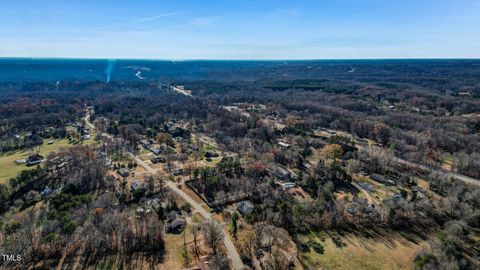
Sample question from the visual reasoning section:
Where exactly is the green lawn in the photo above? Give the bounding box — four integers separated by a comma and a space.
0, 138, 92, 184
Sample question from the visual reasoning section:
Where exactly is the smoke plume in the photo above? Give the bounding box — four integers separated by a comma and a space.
105, 60, 115, 83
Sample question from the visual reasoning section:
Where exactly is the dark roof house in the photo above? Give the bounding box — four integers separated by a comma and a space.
131, 181, 145, 192
165, 211, 186, 233
172, 168, 183, 176
149, 147, 161, 155
166, 211, 177, 222
118, 168, 130, 177
205, 151, 219, 158
27, 154, 44, 166
275, 167, 291, 180
151, 156, 166, 163
165, 219, 186, 234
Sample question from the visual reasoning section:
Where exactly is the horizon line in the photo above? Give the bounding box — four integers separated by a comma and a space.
1, 56, 480, 62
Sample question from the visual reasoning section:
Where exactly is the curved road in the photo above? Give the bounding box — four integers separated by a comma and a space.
393, 155, 480, 187
85, 111, 244, 270
314, 130, 480, 187
356, 144, 480, 187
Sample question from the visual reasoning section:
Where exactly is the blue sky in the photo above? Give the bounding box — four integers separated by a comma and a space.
1, 0, 479, 59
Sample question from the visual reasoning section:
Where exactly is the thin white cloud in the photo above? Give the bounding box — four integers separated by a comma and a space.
130, 11, 186, 24
98, 11, 186, 30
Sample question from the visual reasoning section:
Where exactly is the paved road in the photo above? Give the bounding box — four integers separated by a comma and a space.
314, 129, 479, 187
83, 112, 113, 139
314, 130, 480, 187
355, 144, 480, 187
85, 110, 244, 269
393, 155, 480, 187
171, 85, 193, 96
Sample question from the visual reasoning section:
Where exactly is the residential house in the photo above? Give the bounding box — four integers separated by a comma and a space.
165, 211, 186, 233
287, 168, 298, 180
136, 206, 145, 217
40, 186, 53, 198
172, 168, 183, 176
238, 200, 255, 215
118, 168, 130, 177
275, 167, 291, 181
140, 139, 150, 148
280, 182, 296, 190
278, 141, 291, 148
371, 173, 395, 186
205, 151, 219, 158
149, 147, 161, 155
148, 199, 162, 213
27, 154, 44, 166
105, 159, 113, 168
131, 181, 145, 192
151, 156, 166, 163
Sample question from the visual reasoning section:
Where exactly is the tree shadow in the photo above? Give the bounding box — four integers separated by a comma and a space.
317, 224, 435, 252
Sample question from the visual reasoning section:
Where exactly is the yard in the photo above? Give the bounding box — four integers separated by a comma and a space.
0, 137, 94, 183
354, 175, 400, 204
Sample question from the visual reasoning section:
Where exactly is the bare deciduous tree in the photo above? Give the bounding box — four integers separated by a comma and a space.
202, 219, 224, 255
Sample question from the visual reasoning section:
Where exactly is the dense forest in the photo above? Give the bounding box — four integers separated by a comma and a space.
0, 60, 479, 269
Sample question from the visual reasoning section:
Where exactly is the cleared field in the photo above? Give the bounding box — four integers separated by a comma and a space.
159, 233, 186, 269
302, 231, 428, 270
0, 138, 92, 183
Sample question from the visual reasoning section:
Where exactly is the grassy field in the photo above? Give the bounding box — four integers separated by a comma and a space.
0, 138, 94, 183
301, 231, 428, 270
